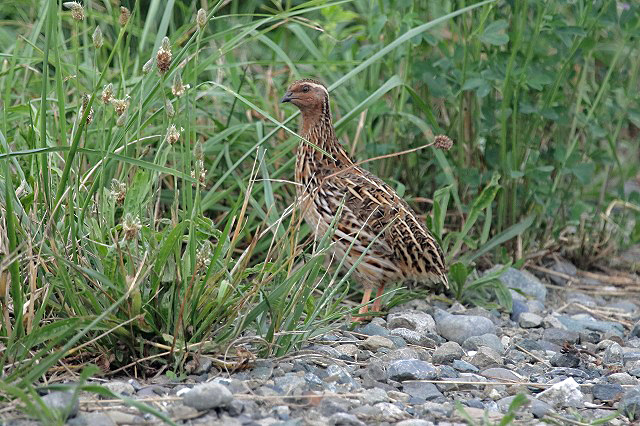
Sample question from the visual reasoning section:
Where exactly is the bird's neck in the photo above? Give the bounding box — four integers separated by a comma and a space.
298, 106, 352, 169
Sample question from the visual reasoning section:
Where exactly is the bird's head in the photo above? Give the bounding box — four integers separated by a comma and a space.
281, 79, 329, 113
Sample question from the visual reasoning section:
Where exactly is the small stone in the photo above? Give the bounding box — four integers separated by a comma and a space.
631, 320, 640, 338
389, 328, 436, 347
357, 323, 389, 337
537, 377, 584, 408
549, 367, 590, 380
608, 372, 638, 385
396, 420, 434, 426
103, 381, 135, 396
402, 381, 443, 402
185, 355, 213, 374
470, 346, 503, 369
432, 342, 464, 364
381, 348, 420, 362
433, 309, 496, 344
463, 334, 504, 354
67, 412, 116, 426
360, 387, 387, 405
488, 265, 547, 302
375, 402, 409, 421
497, 395, 552, 418
510, 299, 528, 322
272, 405, 290, 420
519, 312, 543, 328
481, 367, 521, 382
388, 311, 436, 334
328, 412, 366, 426
275, 373, 307, 395
336, 344, 358, 358
387, 359, 437, 381
592, 383, 624, 402
42, 391, 78, 420
603, 342, 624, 366
361, 335, 394, 351
452, 359, 479, 373
183, 382, 232, 410
542, 328, 579, 345
621, 386, 640, 418
550, 353, 580, 368
549, 258, 577, 286
387, 390, 410, 402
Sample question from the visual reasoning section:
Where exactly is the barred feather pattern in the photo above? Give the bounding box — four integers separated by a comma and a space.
289, 80, 448, 290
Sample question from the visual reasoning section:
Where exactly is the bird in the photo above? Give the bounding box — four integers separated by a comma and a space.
281, 78, 448, 319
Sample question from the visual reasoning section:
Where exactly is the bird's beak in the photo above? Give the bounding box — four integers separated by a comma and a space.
280, 91, 293, 103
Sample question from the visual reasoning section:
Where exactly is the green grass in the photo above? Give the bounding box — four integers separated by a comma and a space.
0, 0, 639, 421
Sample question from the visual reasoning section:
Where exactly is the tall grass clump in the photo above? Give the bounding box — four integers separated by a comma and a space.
0, 0, 638, 414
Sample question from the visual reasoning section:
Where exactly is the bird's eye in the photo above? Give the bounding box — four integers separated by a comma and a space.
302, 85, 309, 93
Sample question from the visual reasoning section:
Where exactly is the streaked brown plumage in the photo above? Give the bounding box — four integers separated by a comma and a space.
281, 79, 448, 317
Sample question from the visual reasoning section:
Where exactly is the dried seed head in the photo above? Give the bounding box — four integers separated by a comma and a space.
171, 71, 190, 97
194, 141, 204, 161
122, 213, 141, 241
111, 95, 130, 116
116, 112, 127, 127
191, 159, 207, 187
165, 98, 175, 118
64, 2, 85, 21
119, 6, 130, 26
101, 83, 113, 104
156, 37, 172, 75
142, 57, 154, 74
81, 94, 94, 125
110, 179, 127, 205
92, 26, 103, 49
197, 8, 207, 30
195, 242, 212, 272
165, 124, 181, 145
434, 135, 453, 151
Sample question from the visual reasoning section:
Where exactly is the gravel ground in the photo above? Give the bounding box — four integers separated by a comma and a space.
8, 259, 640, 425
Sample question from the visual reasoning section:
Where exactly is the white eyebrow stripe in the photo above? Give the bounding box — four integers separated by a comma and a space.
305, 82, 329, 95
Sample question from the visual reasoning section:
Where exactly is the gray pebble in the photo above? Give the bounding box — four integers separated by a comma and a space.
42, 391, 78, 420
183, 382, 233, 410
67, 412, 116, 426
620, 386, 640, 418
542, 328, 579, 345
463, 334, 504, 354
481, 367, 521, 382
434, 309, 496, 344
603, 342, 624, 366
328, 412, 365, 426
402, 381, 443, 402
361, 335, 394, 351
537, 377, 584, 408
488, 265, 547, 302
519, 312, 543, 328
387, 359, 437, 381
550, 353, 580, 368
389, 328, 435, 347
608, 372, 638, 385
470, 346, 503, 369
452, 359, 479, 373
357, 323, 389, 337
388, 311, 436, 334
592, 383, 624, 401
549, 258, 577, 286
432, 342, 463, 364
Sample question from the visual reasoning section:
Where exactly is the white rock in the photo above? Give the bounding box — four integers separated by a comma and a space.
537, 377, 583, 408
